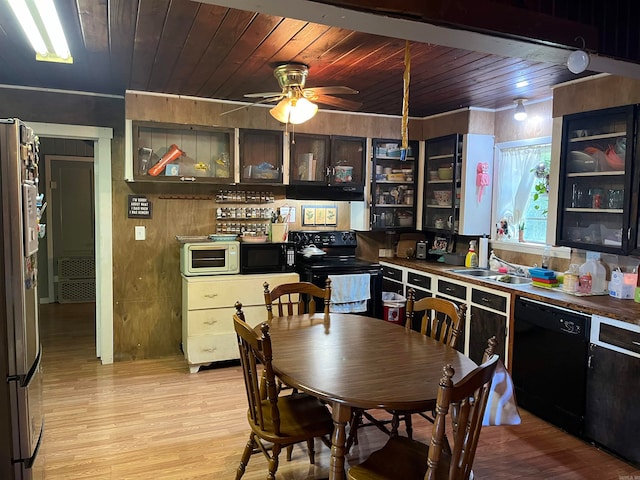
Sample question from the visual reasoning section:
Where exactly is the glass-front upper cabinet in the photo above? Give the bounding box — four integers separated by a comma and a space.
239, 129, 284, 184
289, 134, 365, 186
289, 133, 330, 184
370, 139, 419, 230
423, 134, 462, 233
557, 105, 636, 254
130, 121, 234, 183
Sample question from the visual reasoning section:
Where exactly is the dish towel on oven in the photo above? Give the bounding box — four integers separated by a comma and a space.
328, 273, 370, 313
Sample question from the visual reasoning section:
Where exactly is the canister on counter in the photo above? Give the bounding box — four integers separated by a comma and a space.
563, 264, 579, 293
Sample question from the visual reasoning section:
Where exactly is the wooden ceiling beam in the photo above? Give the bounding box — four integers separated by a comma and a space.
310, 0, 599, 51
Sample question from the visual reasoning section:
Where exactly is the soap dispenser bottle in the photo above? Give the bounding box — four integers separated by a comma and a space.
465, 240, 478, 268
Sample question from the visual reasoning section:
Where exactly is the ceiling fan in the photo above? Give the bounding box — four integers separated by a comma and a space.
222, 63, 361, 123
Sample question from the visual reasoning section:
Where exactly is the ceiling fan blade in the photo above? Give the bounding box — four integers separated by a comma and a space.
220, 97, 280, 116
244, 92, 283, 99
304, 86, 359, 96
314, 95, 362, 110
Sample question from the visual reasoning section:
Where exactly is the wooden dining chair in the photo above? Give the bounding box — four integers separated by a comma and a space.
404, 288, 466, 346
263, 279, 331, 320
347, 289, 466, 448
233, 307, 333, 480
347, 353, 500, 480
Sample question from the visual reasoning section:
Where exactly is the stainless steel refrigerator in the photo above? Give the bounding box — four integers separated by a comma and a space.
1, 118, 44, 479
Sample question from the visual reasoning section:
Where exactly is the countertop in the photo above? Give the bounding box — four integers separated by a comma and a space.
380, 257, 640, 327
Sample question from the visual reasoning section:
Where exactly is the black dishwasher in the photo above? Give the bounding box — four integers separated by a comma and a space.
512, 297, 591, 437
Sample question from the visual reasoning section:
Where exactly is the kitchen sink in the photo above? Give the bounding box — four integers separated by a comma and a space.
448, 268, 532, 285
448, 268, 498, 277
488, 275, 532, 285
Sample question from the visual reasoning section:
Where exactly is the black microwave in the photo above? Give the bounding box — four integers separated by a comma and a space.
240, 242, 297, 274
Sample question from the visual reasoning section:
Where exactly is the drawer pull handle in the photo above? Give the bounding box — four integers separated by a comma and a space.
204, 293, 218, 298
202, 347, 216, 352
204, 320, 217, 325
445, 287, 453, 293
481, 297, 490, 303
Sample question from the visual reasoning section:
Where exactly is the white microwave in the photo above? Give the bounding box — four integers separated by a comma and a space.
180, 241, 240, 276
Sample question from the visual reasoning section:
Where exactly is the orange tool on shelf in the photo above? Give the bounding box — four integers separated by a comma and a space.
148, 144, 184, 176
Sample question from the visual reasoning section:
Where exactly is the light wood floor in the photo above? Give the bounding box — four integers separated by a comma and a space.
38, 303, 640, 479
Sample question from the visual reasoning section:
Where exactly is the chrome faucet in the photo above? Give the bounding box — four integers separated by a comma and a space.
489, 252, 528, 277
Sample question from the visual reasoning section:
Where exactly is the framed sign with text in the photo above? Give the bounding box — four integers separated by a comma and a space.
128, 195, 152, 218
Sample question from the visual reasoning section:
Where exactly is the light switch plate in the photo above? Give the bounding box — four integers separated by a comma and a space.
135, 226, 146, 241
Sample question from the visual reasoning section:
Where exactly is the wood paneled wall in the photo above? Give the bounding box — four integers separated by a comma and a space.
553, 75, 640, 118
125, 91, 424, 140
494, 99, 552, 144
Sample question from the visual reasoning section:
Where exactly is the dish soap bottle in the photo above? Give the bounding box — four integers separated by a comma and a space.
465, 240, 478, 268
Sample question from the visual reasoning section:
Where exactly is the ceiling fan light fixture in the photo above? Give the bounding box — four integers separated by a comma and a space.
270, 96, 318, 125
513, 99, 527, 121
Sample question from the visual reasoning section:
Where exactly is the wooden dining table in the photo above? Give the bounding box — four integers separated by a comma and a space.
264, 312, 479, 480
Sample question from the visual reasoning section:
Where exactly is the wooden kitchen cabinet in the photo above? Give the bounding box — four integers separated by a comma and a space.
370, 139, 419, 231
181, 272, 299, 373
287, 134, 365, 200
469, 287, 508, 365
239, 129, 284, 184
422, 133, 494, 236
585, 315, 640, 466
557, 105, 636, 254
128, 120, 235, 183
405, 268, 434, 300
380, 262, 404, 295
436, 276, 510, 364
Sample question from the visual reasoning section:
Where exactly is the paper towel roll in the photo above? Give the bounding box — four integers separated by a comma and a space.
479, 236, 489, 269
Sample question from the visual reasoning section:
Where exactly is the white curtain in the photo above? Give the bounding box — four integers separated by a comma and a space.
494, 145, 542, 235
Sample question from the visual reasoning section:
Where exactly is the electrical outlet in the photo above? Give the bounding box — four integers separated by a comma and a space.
135, 226, 146, 241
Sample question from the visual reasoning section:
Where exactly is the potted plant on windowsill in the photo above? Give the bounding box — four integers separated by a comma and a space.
518, 221, 525, 242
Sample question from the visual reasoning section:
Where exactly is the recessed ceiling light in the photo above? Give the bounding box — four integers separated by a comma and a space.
516, 80, 529, 88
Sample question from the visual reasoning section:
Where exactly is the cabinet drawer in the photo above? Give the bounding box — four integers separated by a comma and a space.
437, 280, 466, 300
599, 323, 640, 355
186, 308, 235, 335
407, 271, 431, 291
185, 333, 238, 364
184, 273, 299, 310
382, 264, 403, 281
471, 288, 507, 312
185, 305, 268, 336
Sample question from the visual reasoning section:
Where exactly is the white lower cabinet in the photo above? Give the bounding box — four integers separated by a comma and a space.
181, 272, 299, 372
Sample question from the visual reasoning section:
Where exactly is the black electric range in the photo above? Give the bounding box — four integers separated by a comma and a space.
289, 230, 383, 318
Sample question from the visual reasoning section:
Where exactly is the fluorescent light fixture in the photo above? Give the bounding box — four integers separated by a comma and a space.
270, 96, 318, 125
515, 80, 529, 88
8, 0, 72, 63
513, 99, 527, 121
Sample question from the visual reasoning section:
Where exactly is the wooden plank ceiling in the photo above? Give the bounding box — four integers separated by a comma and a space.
0, 0, 624, 118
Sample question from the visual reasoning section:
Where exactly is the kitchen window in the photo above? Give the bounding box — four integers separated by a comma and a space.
492, 137, 551, 244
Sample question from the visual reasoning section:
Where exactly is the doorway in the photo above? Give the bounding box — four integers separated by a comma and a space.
45, 155, 95, 304
30, 122, 114, 364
